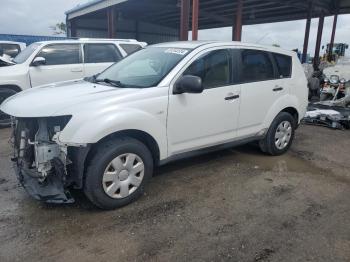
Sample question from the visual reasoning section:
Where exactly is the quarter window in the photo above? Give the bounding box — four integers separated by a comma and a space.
120, 44, 142, 55
84, 44, 122, 63
183, 49, 231, 89
273, 53, 292, 78
36, 44, 81, 65
240, 50, 274, 83
0, 44, 21, 58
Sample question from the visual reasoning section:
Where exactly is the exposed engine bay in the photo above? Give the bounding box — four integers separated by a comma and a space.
11, 116, 90, 203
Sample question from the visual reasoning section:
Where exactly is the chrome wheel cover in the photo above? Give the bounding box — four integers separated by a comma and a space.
102, 153, 145, 199
275, 121, 292, 150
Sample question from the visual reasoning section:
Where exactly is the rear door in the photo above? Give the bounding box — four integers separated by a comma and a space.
83, 43, 122, 77
236, 49, 288, 137
29, 44, 83, 87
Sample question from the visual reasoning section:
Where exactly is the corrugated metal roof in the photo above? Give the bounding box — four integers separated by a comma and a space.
65, 0, 105, 15
66, 0, 350, 29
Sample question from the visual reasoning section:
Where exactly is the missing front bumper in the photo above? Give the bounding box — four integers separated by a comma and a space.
14, 161, 74, 204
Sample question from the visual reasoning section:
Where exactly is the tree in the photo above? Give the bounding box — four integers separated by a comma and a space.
272, 43, 281, 48
50, 22, 67, 35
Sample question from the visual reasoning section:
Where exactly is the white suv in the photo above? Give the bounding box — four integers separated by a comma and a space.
1, 41, 308, 209
0, 39, 146, 125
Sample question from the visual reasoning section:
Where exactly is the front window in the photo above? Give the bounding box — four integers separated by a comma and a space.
183, 49, 231, 89
35, 44, 81, 65
95, 47, 190, 88
13, 43, 41, 64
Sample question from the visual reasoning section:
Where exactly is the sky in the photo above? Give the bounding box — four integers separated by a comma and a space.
1, 0, 350, 55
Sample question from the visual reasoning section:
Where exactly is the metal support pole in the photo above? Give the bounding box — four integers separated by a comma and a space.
328, 13, 338, 61
302, 1, 313, 63
107, 7, 116, 38
70, 19, 77, 38
233, 0, 243, 41
192, 0, 199, 40
180, 0, 190, 41
314, 14, 324, 70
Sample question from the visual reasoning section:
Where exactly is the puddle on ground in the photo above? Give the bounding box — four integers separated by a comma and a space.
231, 144, 327, 175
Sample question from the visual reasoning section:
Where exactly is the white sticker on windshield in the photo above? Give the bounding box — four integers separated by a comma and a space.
165, 48, 188, 55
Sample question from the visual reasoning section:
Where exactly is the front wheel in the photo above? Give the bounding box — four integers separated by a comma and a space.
0, 88, 17, 128
84, 137, 153, 210
259, 112, 296, 156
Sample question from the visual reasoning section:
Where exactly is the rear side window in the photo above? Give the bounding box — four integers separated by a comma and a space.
273, 53, 292, 78
240, 49, 274, 83
120, 44, 142, 55
183, 49, 231, 89
0, 44, 20, 57
84, 44, 122, 63
36, 44, 81, 65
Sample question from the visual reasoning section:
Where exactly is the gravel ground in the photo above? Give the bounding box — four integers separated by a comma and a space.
0, 125, 349, 262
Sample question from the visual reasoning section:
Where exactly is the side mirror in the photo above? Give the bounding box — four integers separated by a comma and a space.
32, 57, 46, 66
173, 75, 203, 95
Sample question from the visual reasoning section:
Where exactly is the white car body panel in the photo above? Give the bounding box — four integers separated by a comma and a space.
0, 39, 147, 91
1, 41, 308, 163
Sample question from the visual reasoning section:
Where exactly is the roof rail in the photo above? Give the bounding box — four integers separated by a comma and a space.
76, 38, 138, 42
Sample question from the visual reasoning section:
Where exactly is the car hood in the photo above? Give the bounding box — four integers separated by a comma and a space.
1, 80, 146, 117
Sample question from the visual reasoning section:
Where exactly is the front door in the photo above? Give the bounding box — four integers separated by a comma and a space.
29, 44, 83, 87
167, 48, 241, 155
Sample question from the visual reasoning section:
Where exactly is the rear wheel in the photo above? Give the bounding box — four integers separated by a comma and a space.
0, 88, 17, 128
84, 137, 153, 210
259, 112, 296, 156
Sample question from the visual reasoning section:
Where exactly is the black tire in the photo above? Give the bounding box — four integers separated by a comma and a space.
259, 112, 296, 156
0, 88, 17, 128
84, 137, 153, 210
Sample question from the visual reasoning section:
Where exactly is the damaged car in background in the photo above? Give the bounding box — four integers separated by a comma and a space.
1, 41, 307, 209
304, 58, 350, 129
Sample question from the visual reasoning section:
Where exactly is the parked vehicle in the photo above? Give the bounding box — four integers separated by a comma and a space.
0, 41, 26, 66
1, 41, 308, 209
0, 39, 147, 126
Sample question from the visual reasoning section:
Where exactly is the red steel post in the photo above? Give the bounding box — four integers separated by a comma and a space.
328, 13, 338, 61
180, 0, 190, 41
233, 0, 243, 41
314, 14, 325, 69
107, 7, 116, 38
302, 1, 313, 63
192, 0, 199, 40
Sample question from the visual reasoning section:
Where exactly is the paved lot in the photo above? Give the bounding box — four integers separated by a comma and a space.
0, 125, 349, 262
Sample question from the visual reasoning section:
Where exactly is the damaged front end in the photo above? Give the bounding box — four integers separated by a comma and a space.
11, 116, 89, 204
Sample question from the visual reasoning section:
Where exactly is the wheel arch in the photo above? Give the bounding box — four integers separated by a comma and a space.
281, 106, 299, 125
87, 129, 161, 167
0, 84, 22, 93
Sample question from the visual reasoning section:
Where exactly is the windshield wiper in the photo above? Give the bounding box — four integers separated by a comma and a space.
95, 78, 126, 88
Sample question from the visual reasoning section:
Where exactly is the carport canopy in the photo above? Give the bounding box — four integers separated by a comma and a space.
66, 0, 350, 65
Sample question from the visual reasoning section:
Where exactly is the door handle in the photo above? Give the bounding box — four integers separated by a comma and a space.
273, 86, 284, 92
71, 68, 83, 73
225, 95, 240, 101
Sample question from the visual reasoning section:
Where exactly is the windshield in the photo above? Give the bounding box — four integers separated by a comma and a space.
13, 43, 41, 64
95, 47, 191, 88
